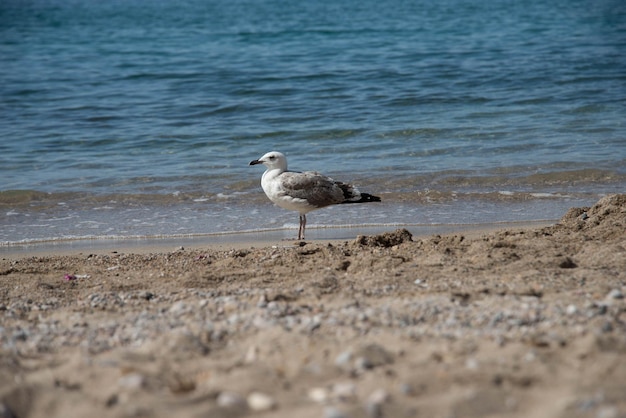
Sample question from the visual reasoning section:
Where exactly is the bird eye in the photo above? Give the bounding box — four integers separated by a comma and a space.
269, 155, 276, 160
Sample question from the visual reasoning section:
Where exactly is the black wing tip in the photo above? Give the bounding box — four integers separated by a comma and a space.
361, 193, 381, 202
341, 192, 381, 204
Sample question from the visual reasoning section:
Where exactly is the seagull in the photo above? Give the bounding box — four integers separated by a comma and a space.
249, 151, 381, 240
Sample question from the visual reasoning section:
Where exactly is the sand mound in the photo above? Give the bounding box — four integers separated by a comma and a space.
554, 194, 626, 239
354, 228, 413, 247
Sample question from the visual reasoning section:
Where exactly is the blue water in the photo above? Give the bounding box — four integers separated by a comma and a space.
1, 0, 625, 246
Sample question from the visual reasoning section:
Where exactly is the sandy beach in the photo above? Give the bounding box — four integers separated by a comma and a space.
1, 194, 625, 418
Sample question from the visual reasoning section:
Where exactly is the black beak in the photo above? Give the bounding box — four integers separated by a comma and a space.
249, 159, 263, 166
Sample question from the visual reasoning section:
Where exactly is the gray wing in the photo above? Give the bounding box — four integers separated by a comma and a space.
279, 171, 352, 208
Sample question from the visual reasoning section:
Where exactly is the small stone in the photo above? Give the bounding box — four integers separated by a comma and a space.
558, 257, 577, 269
332, 382, 356, 401
244, 345, 259, 364
307, 387, 329, 403
524, 350, 537, 362
0, 402, 17, 418
138, 291, 154, 300
324, 406, 350, 418
399, 383, 414, 396
247, 392, 276, 411
365, 402, 382, 418
597, 406, 618, 418
353, 344, 394, 370
367, 388, 390, 405
335, 350, 353, 367
105, 394, 119, 408
465, 358, 479, 370
168, 376, 196, 394
566, 304, 578, 315
217, 391, 247, 409
505, 397, 518, 410
606, 289, 623, 300
596, 304, 608, 315
166, 332, 209, 356
117, 373, 145, 390
169, 301, 188, 314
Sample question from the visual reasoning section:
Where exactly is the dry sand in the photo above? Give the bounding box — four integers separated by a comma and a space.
1, 194, 625, 418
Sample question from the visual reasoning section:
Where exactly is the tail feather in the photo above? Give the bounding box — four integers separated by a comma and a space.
341, 191, 381, 204
336, 182, 381, 204
358, 193, 381, 203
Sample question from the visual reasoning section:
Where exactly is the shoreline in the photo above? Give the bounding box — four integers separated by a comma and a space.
2, 191, 610, 251
0, 220, 555, 258
1, 195, 624, 418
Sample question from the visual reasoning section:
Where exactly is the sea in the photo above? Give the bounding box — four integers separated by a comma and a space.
1, 0, 625, 251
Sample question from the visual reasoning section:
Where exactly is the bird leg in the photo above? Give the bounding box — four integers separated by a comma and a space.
298, 214, 306, 240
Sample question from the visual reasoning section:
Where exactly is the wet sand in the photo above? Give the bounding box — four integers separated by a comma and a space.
1, 194, 625, 418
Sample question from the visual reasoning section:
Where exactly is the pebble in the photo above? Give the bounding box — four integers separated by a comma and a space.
366, 388, 390, 417
369, 388, 389, 404
244, 345, 259, 363
257, 295, 268, 308
465, 358, 479, 370
353, 344, 394, 370
365, 402, 382, 418
117, 372, 145, 390
217, 391, 247, 409
566, 304, 578, 315
398, 383, 414, 396
247, 392, 276, 411
332, 382, 356, 401
324, 406, 351, 418
169, 301, 188, 314
138, 291, 154, 301
308, 387, 329, 403
335, 350, 353, 367
524, 350, 537, 362
606, 289, 623, 300
0, 403, 16, 418
597, 406, 619, 418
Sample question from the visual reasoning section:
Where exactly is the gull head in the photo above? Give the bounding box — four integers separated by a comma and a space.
249, 151, 288, 171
